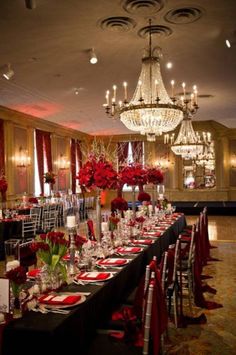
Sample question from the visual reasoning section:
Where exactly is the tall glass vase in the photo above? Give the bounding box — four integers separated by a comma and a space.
96, 189, 102, 242
152, 185, 156, 210
131, 186, 136, 218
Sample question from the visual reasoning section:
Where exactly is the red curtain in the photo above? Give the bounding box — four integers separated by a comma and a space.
43, 132, 52, 172
131, 141, 143, 164
0, 119, 5, 174
76, 140, 83, 169
117, 142, 129, 171
35, 129, 44, 194
71, 139, 76, 194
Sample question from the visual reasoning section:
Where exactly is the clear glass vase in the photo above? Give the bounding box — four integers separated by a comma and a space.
40, 264, 63, 292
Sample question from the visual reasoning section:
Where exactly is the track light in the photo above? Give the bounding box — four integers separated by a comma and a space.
1, 64, 14, 80
89, 48, 98, 64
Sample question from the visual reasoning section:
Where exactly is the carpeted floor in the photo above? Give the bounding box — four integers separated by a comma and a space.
166, 240, 236, 354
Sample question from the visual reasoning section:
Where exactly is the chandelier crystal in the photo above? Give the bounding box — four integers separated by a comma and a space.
103, 21, 196, 142
165, 114, 211, 160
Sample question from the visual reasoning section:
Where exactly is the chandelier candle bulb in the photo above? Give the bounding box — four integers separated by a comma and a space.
123, 82, 128, 101
182, 82, 186, 99
106, 90, 110, 106
67, 215, 76, 228
112, 85, 117, 102
138, 80, 142, 100
171, 80, 175, 98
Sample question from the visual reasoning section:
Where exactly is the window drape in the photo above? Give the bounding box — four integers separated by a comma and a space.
131, 141, 143, 164
35, 129, 52, 194
76, 140, 82, 169
0, 119, 5, 174
71, 139, 76, 194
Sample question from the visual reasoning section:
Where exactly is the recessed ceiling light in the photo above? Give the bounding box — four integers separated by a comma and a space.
226, 39, 231, 48
166, 62, 173, 69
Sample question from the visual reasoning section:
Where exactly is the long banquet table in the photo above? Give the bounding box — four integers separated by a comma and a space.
1, 214, 186, 355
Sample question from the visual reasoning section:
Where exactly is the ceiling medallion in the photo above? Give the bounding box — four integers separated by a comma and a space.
164, 7, 203, 24
138, 24, 172, 38
122, 0, 165, 15
98, 17, 136, 32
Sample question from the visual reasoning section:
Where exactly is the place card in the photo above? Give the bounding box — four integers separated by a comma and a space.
0, 278, 10, 313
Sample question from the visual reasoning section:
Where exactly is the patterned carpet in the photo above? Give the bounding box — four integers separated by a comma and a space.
166, 242, 236, 354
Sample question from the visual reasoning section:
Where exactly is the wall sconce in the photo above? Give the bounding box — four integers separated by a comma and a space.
1, 64, 14, 80
231, 154, 236, 169
15, 147, 31, 168
55, 153, 70, 170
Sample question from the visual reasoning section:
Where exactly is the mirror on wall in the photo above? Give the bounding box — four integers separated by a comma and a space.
183, 142, 216, 189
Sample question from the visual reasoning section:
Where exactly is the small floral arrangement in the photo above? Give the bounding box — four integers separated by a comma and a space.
137, 192, 151, 202
28, 197, 38, 204
120, 164, 147, 187
111, 197, 128, 212
147, 167, 164, 185
135, 216, 146, 224
6, 266, 27, 297
74, 235, 87, 254
0, 172, 8, 201
109, 215, 120, 231
43, 171, 56, 185
31, 231, 68, 280
157, 198, 168, 210
77, 154, 118, 191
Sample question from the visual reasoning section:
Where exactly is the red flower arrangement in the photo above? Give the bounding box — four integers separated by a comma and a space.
120, 164, 147, 187
74, 235, 87, 249
43, 171, 56, 185
111, 197, 128, 211
137, 192, 151, 202
135, 216, 146, 224
0, 172, 8, 201
6, 266, 27, 297
77, 155, 118, 191
28, 197, 38, 204
147, 167, 164, 185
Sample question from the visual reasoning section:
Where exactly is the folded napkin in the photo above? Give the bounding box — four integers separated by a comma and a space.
39, 294, 81, 305
77, 272, 110, 280
62, 254, 79, 261
132, 239, 153, 245
143, 231, 161, 237
116, 247, 141, 253
27, 269, 41, 278
98, 258, 126, 265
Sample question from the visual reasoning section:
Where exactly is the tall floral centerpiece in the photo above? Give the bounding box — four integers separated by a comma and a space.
0, 171, 8, 208
31, 231, 68, 289
6, 265, 27, 318
120, 164, 147, 216
111, 196, 128, 217
147, 167, 164, 209
77, 154, 118, 241
43, 171, 56, 196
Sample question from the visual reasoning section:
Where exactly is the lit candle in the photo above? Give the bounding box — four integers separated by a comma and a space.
182, 82, 186, 99
171, 80, 175, 97
155, 80, 159, 98
106, 90, 110, 106
193, 85, 198, 104
67, 215, 76, 228
112, 85, 117, 102
171, 133, 175, 145
180, 96, 184, 106
118, 100, 122, 108
123, 82, 128, 101
207, 132, 211, 142
138, 80, 142, 99
111, 98, 115, 114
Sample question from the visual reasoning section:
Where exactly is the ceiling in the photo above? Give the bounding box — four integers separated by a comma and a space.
0, 0, 235, 136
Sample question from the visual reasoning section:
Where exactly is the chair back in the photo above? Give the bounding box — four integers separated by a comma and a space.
142, 271, 155, 355
22, 216, 37, 240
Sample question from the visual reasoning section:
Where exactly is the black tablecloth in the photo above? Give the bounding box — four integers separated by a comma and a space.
1, 215, 186, 355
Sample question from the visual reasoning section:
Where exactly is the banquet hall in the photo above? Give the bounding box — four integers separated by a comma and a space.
0, 1, 236, 354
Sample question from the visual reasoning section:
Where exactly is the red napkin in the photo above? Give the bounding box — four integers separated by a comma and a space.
116, 247, 141, 253
77, 272, 110, 280
132, 239, 153, 245
99, 259, 126, 265
27, 269, 41, 278
39, 294, 81, 305
62, 254, 79, 261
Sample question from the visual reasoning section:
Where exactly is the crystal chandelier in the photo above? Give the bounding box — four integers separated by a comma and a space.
165, 112, 211, 160
195, 142, 215, 169
103, 20, 193, 142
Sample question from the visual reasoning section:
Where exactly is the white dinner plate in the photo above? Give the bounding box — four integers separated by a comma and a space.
39, 294, 86, 309
96, 258, 130, 266
74, 271, 113, 283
